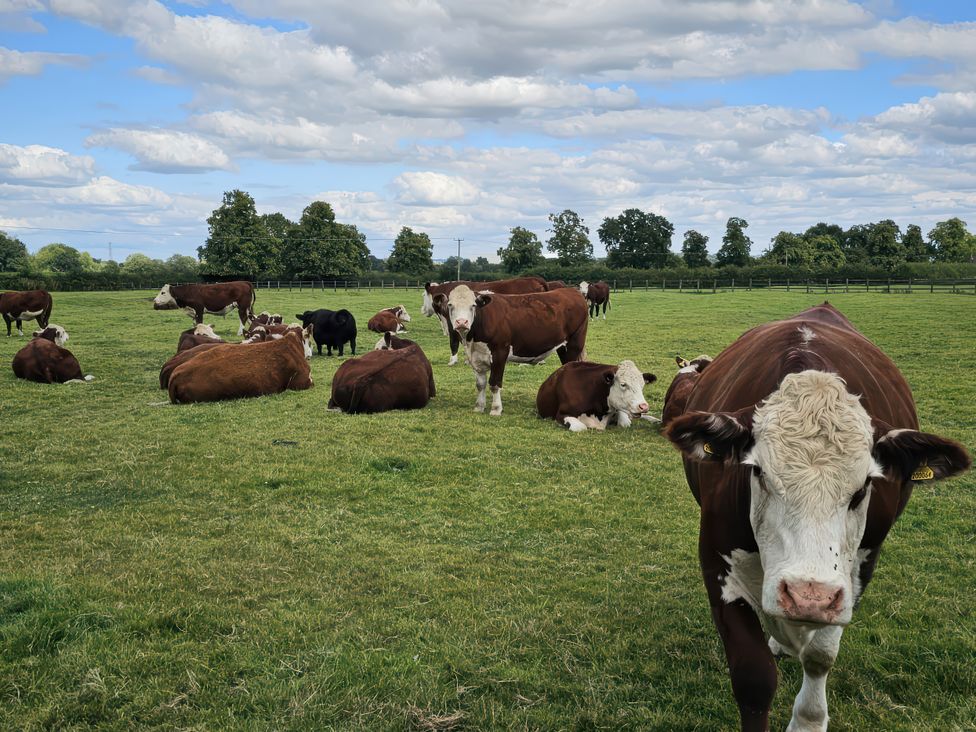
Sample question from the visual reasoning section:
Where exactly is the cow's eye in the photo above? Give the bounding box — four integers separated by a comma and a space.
848, 483, 869, 511
752, 465, 762, 478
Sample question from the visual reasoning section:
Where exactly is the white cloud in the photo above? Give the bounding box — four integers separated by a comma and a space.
393, 172, 480, 205
85, 128, 232, 173
0, 46, 88, 82
0, 143, 95, 185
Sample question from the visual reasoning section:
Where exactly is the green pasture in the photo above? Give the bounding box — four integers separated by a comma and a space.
0, 288, 973, 730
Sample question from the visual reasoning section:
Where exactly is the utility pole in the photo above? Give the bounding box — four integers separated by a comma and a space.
108, 241, 113, 262
455, 237, 463, 281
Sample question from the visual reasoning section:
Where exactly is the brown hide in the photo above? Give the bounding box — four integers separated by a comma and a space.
1, 290, 53, 335
328, 342, 435, 413
168, 332, 311, 403
160, 342, 228, 389
536, 361, 617, 422
155, 281, 255, 328
12, 337, 83, 383
367, 310, 400, 333
177, 328, 224, 353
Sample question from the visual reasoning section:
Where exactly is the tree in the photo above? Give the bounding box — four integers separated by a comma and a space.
842, 224, 871, 265
599, 208, 674, 269
259, 212, 293, 277
34, 243, 83, 273
0, 231, 29, 271
498, 226, 543, 273
198, 190, 270, 276
716, 217, 752, 267
766, 231, 813, 267
166, 254, 200, 278
122, 253, 165, 279
865, 219, 904, 270
804, 222, 844, 250
546, 210, 593, 266
438, 256, 473, 280
808, 235, 846, 268
387, 227, 434, 275
681, 230, 710, 268
929, 218, 976, 262
281, 201, 369, 278
901, 224, 930, 263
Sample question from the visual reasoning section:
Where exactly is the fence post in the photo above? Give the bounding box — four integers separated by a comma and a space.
866, 279, 869, 292
679, 279, 682, 292
748, 278, 752, 291
786, 279, 790, 292
768, 277, 772, 290
887, 278, 891, 294
696, 279, 700, 293
731, 278, 735, 292
645, 279, 648, 291
806, 280, 810, 294
845, 278, 849, 293
908, 277, 912, 294
630, 279, 633, 292
662, 279, 665, 291
826, 277, 829, 294
930, 280, 934, 294
713, 279, 717, 293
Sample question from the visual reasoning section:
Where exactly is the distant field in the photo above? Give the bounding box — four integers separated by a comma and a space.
0, 288, 973, 731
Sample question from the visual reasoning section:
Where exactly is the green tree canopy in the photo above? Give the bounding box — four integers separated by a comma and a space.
716, 217, 752, 267
599, 208, 674, 269
546, 210, 593, 266
765, 231, 814, 266
281, 201, 369, 278
808, 234, 846, 268
387, 227, 434, 275
34, 243, 84, 273
198, 190, 271, 277
681, 230, 710, 268
804, 222, 844, 250
258, 212, 294, 277
165, 254, 200, 278
901, 224, 930, 263
122, 253, 165, 278
498, 226, 543, 273
0, 231, 29, 271
929, 218, 976, 262
842, 224, 871, 265
865, 219, 904, 270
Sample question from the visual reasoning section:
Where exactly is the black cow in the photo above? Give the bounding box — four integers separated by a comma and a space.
296, 309, 357, 356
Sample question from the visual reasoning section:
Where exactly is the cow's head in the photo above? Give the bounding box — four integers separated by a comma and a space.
285, 323, 313, 359
153, 284, 178, 310
675, 354, 712, 373
34, 324, 68, 347
376, 332, 415, 350
421, 283, 439, 317
578, 280, 589, 296
295, 311, 315, 327
193, 323, 218, 338
667, 370, 970, 626
605, 360, 655, 415
434, 285, 488, 336
394, 305, 411, 322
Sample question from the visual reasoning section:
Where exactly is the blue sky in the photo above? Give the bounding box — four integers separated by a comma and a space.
1, 1, 975, 263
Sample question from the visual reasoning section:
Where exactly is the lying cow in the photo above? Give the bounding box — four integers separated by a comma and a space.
665, 302, 970, 731
544, 280, 571, 290
176, 323, 224, 353
328, 333, 435, 414
1, 289, 53, 336
367, 305, 411, 334
296, 308, 357, 356
249, 311, 283, 327
434, 285, 588, 415
661, 355, 712, 429
168, 330, 312, 404
537, 360, 656, 431
153, 281, 256, 335
422, 276, 548, 365
579, 280, 611, 319
12, 325, 93, 383
160, 326, 299, 389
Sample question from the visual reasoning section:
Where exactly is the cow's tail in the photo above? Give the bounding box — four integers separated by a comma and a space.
42, 293, 53, 328
247, 282, 257, 321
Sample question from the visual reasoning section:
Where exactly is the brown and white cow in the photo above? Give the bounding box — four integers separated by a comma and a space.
422, 276, 548, 365
1, 289, 53, 336
434, 285, 587, 415
176, 323, 224, 353
367, 305, 411, 334
328, 333, 435, 414
168, 329, 312, 404
537, 360, 656, 431
544, 280, 571, 290
578, 280, 611, 319
159, 326, 290, 389
249, 311, 283, 327
661, 355, 712, 428
12, 325, 93, 383
665, 302, 970, 731
153, 281, 256, 335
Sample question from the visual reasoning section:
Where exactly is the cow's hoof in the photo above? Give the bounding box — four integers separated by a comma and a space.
474, 404, 485, 413
489, 408, 502, 416
448, 357, 458, 366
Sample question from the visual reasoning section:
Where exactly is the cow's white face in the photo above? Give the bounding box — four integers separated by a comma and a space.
578, 281, 589, 296
421, 285, 438, 317
37, 324, 68, 347
374, 335, 389, 350
607, 360, 653, 415
153, 284, 177, 309
443, 285, 479, 335
295, 324, 313, 359
193, 323, 217, 338
396, 305, 411, 322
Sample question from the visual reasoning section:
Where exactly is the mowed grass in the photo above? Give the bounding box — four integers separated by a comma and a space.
0, 287, 973, 731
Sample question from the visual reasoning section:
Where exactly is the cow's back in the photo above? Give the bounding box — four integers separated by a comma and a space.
12, 338, 82, 383
330, 346, 433, 413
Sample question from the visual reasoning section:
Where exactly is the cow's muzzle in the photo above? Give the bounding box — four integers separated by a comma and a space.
454, 319, 469, 332
777, 580, 844, 624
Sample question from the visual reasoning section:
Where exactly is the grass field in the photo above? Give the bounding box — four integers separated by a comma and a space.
0, 288, 973, 731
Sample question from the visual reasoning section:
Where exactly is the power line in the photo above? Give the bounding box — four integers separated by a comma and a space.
0, 223, 460, 242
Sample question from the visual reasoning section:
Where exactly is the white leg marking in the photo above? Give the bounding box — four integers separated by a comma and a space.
564, 416, 587, 432
616, 411, 633, 428
489, 386, 502, 416
474, 371, 487, 413
787, 625, 842, 732
448, 354, 459, 366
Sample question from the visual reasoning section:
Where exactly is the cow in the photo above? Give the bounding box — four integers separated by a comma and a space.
664, 302, 971, 731
296, 308, 357, 356
367, 305, 411, 334
176, 323, 224, 353
249, 311, 283, 327
153, 281, 256, 335
434, 285, 587, 415
537, 360, 656, 431
545, 280, 571, 290
422, 276, 548, 365
328, 332, 435, 414
661, 355, 712, 429
168, 329, 312, 404
12, 325, 93, 383
578, 280, 611, 319
1, 289, 53, 336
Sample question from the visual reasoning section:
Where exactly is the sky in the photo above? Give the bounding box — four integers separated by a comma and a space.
1, 0, 974, 264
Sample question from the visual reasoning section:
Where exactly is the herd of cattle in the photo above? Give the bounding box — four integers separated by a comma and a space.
2, 277, 971, 730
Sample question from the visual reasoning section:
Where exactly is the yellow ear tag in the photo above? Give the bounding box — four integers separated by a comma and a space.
702, 443, 714, 455
911, 463, 934, 481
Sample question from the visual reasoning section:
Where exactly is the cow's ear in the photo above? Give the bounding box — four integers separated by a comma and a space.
675, 356, 688, 368
424, 282, 431, 292
872, 422, 971, 483
475, 294, 492, 308
667, 406, 755, 463
604, 370, 615, 385
432, 293, 447, 307
643, 372, 656, 384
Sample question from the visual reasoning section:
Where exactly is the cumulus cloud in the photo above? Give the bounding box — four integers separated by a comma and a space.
85, 129, 232, 173
393, 172, 480, 205
0, 46, 88, 82
0, 143, 96, 185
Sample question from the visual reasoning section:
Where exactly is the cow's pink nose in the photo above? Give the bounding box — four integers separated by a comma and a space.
637, 402, 649, 413
455, 318, 468, 328
778, 580, 844, 623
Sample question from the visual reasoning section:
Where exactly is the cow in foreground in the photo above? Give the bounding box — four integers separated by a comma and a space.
661, 355, 712, 429
422, 277, 547, 365
153, 281, 255, 335
297, 308, 357, 356
435, 285, 587, 415
168, 330, 312, 404
367, 305, 411, 334
1, 289, 53, 336
579, 280, 611, 319
328, 333, 435, 414
12, 325, 93, 383
537, 360, 656, 431
665, 302, 970, 731
176, 323, 224, 353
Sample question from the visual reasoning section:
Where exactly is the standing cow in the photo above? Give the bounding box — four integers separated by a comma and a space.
434, 285, 587, 415
1, 289, 53, 336
537, 360, 656, 431
579, 280, 611, 319
153, 281, 256, 335
665, 302, 970, 731
296, 308, 357, 356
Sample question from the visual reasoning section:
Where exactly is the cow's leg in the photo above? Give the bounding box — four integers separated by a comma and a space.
16, 318, 23, 336
579, 414, 609, 431
350, 337, 356, 355
327, 345, 333, 356
474, 369, 488, 413
3, 314, 11, 336
787, 626, 842, 732
616, 411, 633, 428
562, 416, 587, 432
448, 328, 460, 366
237, 308, 247, 336
712, 601, 777, 732
488, 349, 507, 416
317, 343, 323, 356
194, 307, 204, 325
602, 301, 607, 320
